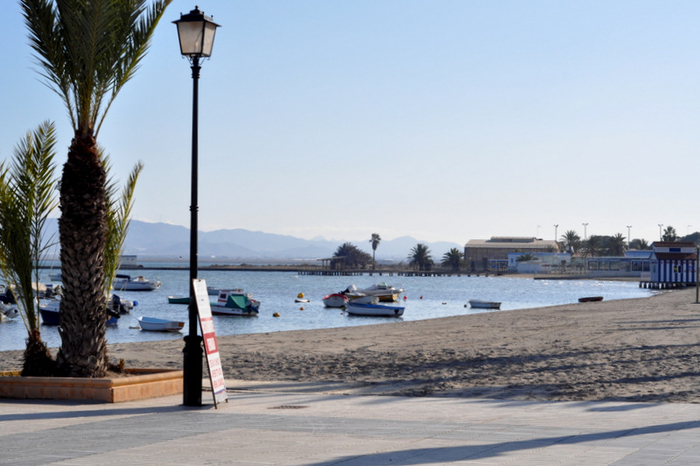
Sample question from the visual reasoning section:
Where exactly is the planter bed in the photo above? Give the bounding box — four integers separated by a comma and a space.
0, 368, 183, 403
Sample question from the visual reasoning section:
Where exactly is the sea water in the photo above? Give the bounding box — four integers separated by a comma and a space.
0, 269, 656, 351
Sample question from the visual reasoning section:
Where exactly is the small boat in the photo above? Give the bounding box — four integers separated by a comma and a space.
322, 293, 349, 308
137, 316, 184, 332
211, 290, 260, 316
345, 301, 404, 317
48, 272, 62, 282
468, 300, 501, 309
167, 296, 190, 304
113, 274, 161, 291
207, 286, 221, 296
109, 294, 136, 314
295, 292, 310, 303
0, 303, 19, 320
344, 283, 405, 302
578, 296, 604, 303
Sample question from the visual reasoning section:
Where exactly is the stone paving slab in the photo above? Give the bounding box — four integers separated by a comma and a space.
2, 383, 700, 465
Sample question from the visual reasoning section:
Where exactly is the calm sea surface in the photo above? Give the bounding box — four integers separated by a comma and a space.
0, 268, 656, 351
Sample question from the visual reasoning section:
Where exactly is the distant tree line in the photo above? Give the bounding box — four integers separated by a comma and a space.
331, 235, 465, 272
558, 225, 698, 257
330, 226, 700, 272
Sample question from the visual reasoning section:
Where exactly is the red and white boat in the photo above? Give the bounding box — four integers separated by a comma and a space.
322, 293, 349, 308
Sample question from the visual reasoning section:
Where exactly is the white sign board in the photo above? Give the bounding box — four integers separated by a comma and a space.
193, 279, 228, 407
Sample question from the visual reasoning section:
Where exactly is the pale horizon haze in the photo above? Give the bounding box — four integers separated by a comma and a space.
2, 1, 699, 245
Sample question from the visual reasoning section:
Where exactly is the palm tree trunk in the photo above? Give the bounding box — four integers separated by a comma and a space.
55, 132, 108, 377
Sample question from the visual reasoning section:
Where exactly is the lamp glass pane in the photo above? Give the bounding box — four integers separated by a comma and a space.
177, 21, 204, 56
200, 22, 218, 57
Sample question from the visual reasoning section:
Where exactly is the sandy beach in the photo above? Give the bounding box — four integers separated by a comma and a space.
2, 287, 700, 402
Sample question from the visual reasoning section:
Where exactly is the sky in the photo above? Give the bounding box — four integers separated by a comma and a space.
1, 1, 700, 246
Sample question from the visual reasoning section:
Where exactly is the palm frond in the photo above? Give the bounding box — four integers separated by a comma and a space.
103, 159, 143, 293
21, 0, 173, 136
0, 121, 58, 333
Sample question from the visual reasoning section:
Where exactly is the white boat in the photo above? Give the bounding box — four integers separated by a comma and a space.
113, 274, 161, 291
345, 301, 404, 317
137, 316, 184, 332
211, 289, 260, 316
468, 300, 501, 309
344, 283, 405, 302
0, 303, 18, 320
322, 293, 349, 308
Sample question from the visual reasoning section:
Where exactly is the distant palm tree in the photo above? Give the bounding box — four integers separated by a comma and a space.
560, 230, 581, 254
333, 243, 372, 269
607, 233, 627, 256
409, 243, 433, 271
441, 248, 463, 272
582, 235, 603, 257
22, 0, 171, 377
369, 233, 381, 268
629, 238, 651, 250
662, 226, 679, 242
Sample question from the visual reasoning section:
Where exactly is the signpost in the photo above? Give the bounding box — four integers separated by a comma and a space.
193, 279, 228, 407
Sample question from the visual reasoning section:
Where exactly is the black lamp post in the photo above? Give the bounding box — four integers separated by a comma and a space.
173, 6, 220, 407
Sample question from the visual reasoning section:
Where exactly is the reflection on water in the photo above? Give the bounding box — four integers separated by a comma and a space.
0, 269, 655, 351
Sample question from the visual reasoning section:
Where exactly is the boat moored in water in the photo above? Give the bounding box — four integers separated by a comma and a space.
137, 316, 184, 332
322, 293, 349, 308
113, 274, 161, 291
343, 283, 405, 302
345, 301, 405, 317
468, 300, 501, 309
211, 290, 260, 316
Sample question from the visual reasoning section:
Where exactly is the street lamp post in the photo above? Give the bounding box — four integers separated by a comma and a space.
582, 223, 588, 240
658, 224, 664, 241
626, 225, 632, 246
174, 6, 220, 407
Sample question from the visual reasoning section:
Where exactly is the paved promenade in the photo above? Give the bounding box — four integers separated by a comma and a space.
2, 381, 700, 465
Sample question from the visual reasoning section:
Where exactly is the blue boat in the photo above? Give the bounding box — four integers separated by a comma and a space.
40, 301, 119, 326
345, 301, 404, 317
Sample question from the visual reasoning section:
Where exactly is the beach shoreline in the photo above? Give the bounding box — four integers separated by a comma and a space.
2, 287, 699, 403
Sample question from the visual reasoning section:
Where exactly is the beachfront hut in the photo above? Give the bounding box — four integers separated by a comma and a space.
648, 242, 697, 286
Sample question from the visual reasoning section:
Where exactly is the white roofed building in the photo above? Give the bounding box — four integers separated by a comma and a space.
464, 237, 559, 272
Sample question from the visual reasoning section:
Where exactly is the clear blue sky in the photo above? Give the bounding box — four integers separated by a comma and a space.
2, 1, 699, 245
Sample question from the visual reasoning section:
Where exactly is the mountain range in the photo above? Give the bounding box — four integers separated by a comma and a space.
44, 219, 462, 263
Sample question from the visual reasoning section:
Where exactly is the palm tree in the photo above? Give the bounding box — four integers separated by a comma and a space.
582, 235, 603, 257
560, 230, 581, 254
662, 226, 679, 242
22, 0, 171, 377
369, 233, 381, 269
441, 248, 463, 272
607, 233, 627, 256
0, 121, 58, 376
332, 243, 372, 269
629, 238, 651, 250
409, 243, 433, 271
